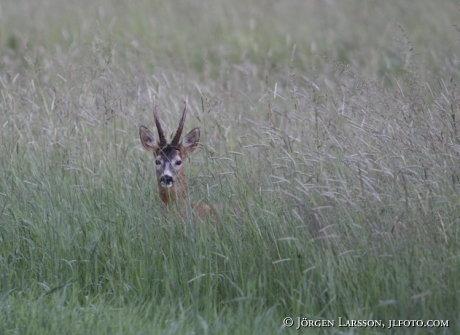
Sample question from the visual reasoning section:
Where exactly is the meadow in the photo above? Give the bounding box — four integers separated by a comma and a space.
0, 0, 459, 334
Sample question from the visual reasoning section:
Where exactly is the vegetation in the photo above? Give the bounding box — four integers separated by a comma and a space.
0, 0, 459, 333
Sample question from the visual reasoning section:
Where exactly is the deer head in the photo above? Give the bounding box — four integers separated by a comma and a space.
139, 99, 200, 205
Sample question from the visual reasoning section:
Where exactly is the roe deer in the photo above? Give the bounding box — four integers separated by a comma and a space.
139, 98, 215, 220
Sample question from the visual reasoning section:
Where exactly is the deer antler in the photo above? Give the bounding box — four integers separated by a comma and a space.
153, 96, 167, 148
171, 96, 188, 146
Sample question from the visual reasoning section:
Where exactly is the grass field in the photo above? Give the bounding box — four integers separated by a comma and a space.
1, 0, 459, 334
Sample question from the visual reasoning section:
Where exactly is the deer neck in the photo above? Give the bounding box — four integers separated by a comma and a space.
158, 173, 188, 206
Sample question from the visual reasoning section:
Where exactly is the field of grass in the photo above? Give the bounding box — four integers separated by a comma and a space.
1, 0, 460, 334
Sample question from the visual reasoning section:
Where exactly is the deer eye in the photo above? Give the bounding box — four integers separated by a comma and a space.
175, 160, 182, 166
155, 160, 161, 166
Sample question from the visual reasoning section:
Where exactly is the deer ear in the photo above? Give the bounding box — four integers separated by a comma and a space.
182, 127, 200, 155
139, 126, 158, 153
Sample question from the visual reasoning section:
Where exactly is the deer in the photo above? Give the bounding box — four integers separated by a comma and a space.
139, 98, 216, 222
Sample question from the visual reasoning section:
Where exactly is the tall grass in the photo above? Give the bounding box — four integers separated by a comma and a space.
0, 0, 459, 333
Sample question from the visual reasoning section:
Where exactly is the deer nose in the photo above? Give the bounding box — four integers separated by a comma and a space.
160, 175, 173, 185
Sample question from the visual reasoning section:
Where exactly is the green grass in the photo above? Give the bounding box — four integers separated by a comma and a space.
1, 0, 460, 333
